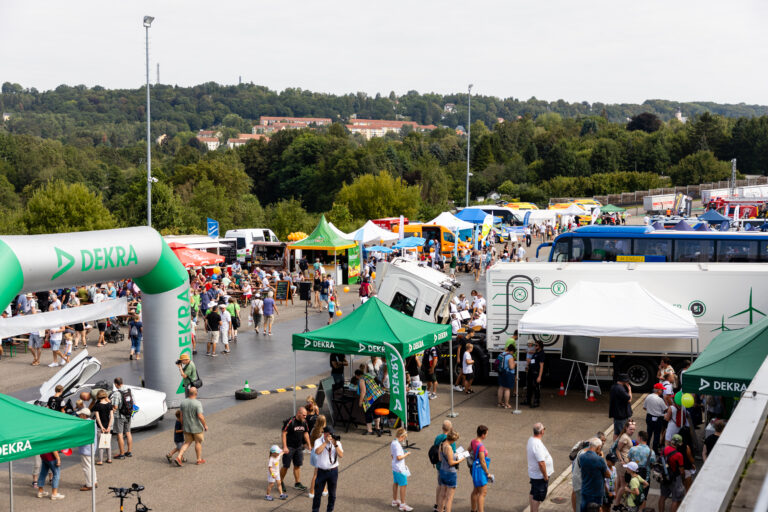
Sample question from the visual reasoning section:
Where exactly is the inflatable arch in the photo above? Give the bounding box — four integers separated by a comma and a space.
0, 227, 191, 406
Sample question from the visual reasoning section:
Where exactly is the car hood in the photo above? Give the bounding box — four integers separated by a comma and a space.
38, 350, 101, 403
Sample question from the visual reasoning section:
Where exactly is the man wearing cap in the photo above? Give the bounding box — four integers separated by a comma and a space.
312, 425, 343, 512
76, 408, 97, 491
609, 373, 632, 440
177, 353, 198, 397
621, 461, 649, 510
204, 301, 221, 356
658, 434, 686, 512
577, 437, 609, 512
644, 383, 668, 453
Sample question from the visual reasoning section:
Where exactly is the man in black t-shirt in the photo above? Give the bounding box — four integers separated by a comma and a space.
330, 353, 347, 389
280, 407, 311, 493
703, 419, 725, 461
525, 341, 545, 408
205, 303, 221, 356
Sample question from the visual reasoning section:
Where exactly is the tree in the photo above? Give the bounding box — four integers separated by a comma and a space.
627, 112, 662, 133
263, 198, 317, 240
335, 171, 421, 220
23, 181, 116, 234
668, 150, 732, 185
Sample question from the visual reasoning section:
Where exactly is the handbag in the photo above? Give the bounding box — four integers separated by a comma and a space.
471, 444, 490, 487
98, 433, 112, 449
189, 367, 203, 389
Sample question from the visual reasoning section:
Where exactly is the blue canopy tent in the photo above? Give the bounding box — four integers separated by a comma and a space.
694, 222, 711, 231
455, 209, 491, 224
366, 245, 393, 253
699, 209, 730, 224
651, 221, 665, 230
674, 220, 694, 231
393, 237, 426, 249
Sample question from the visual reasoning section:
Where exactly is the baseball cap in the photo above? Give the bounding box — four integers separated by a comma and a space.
208, 301, 217, 308
617, 373, 630, 382
623, 461, 639, 472
323, 425, 335, 434
270, 445, 281, 454
77, 408, 91, 417
653, 383, 665, 390
672, 434, 683, 445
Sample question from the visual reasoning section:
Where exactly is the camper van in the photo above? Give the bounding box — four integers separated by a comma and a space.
225, 229, 279, 262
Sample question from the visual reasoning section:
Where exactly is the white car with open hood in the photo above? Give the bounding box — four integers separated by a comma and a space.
34, 350, 167, 430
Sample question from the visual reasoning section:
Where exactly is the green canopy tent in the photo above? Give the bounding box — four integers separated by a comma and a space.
0, 393, 96, 511
600, 204, 626, 213
289, 215, 357, 283
682, 317, 768, 397
292, 297, 451, 425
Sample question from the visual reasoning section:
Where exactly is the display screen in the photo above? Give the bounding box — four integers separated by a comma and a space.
561, 336, 600, 365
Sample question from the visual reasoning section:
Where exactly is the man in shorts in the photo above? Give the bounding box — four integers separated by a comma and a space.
658, 434, 686, 512
527, 422, 553, 512
425, 345, 439, 399
175, 386, 208, 466
110, 377, 133, 459
28, 304, 45, 366
281, 407, 311, 493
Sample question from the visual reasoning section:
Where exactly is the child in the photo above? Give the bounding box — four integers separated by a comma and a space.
63, 332, 73, 361
165, 410, 187, 464
266, 445, 287, 501
621, 461, 649, 512
391, 428, 412, 511
602, 453, 617, 512
327, 294, 337, 325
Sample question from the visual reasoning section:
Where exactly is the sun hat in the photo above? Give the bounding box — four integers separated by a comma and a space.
77, 408, 91, 417
623, 461, 639, 472
179, 353, 191, 362
672, 434, 684, 445
270, 445, 281, 454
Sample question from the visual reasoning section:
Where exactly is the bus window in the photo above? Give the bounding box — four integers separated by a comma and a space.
717, 240, 759, 262
236, 237, 246, 250
571, 238, 585, 261
634, 239, 672, 261
403, 232, 419, 238
443, 232, 456, 243
552, 239, 569, 262
583, 238, 632, 262
390, 292, 416, 317
761, 242, 768, 262
674, 239, 715, 262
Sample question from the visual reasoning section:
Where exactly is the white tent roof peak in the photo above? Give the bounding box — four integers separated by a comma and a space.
346, 220, 399, 244
327, 222, 351, 240
518, 281, 698, 339
427, 212, 475, 231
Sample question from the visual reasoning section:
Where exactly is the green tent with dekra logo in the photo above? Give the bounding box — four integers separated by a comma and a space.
292, 297, 451, 425
682, 317, 768, 397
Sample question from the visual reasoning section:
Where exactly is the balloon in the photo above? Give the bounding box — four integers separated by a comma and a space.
336, 310, 343, 316
212, 267, 221, 275
681, 393, 695, 409
343, 286, 350, 293
371, 272, 376, 280
674, 391, 682, 406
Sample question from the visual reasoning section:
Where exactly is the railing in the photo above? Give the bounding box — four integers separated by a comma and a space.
550, 176, 768, 206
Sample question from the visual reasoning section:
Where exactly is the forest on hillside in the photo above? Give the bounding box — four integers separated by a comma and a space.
1, 82, 768, 237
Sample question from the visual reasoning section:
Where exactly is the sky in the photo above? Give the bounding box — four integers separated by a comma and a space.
1, 0, 766, 105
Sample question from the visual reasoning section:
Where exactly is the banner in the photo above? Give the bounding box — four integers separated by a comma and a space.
384, 343, 407, 425
207, 218, 219, 238
348, 242, 361, 284
0, 298, 128, 339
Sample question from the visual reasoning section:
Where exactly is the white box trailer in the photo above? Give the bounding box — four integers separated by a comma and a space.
643, 194, 676, 214
486, 262, 768, 389
702, 185, 768, 203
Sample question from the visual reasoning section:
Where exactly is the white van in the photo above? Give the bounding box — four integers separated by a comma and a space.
224, 228, 279, 262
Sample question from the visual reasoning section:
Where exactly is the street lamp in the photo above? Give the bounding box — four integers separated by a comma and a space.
143, 16, 154, 227
465, 84, 473, 207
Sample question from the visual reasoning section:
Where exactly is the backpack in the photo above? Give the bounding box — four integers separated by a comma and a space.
118, 388, 135, 418
493, 353, 507, 374
129, 323, 139, 338
428, 442, 441, 465
652, 449, 679, 484
608, 438, 619, 459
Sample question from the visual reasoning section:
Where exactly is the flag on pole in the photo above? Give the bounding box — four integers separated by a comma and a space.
207, 218, 219, 238
384, 344, 406, 425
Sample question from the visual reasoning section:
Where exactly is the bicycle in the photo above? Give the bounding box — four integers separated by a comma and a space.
108, 483, 151, 512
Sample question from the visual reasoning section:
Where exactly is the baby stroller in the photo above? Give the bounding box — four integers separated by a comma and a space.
105, 319, 124, 343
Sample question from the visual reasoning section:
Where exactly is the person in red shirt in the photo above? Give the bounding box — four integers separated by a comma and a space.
658, 434, 686, 512
37, 451, 65, 500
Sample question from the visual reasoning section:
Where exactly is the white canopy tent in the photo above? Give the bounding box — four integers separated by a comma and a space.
345, 220, 400, 244
427, 212, 475, 232
515, 210, 558, 223
327, 222, 350, 240
518, 281, 698, 338
560, 204, 588, 215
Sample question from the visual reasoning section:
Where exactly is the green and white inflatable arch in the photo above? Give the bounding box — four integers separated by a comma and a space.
0, 227, 192, 406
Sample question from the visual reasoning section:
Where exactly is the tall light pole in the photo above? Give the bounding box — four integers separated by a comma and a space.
465, 84, 473, 207
144, 15, 154, 227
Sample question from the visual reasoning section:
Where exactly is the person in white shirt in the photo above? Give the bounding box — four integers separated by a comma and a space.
462, 343, 475, 394
457, 294, 468, 312
390, 428, 412, 511
527, 422, 554, 512
312, 426, 343, 512
217, 304, 232, 354
450, 314, 462, 336
469, 312, 487, 330
251, 294, 264, 335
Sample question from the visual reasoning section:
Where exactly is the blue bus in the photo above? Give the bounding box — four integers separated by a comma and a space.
537, 225, 768, 263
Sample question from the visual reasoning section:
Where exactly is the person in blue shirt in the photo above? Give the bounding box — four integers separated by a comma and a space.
577, 438, 609, 512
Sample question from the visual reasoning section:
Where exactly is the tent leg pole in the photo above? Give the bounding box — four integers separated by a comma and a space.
9, 460, 13, 512
92, 421, 96, 512
448, 336, 457, 418
293, 350, 297, 416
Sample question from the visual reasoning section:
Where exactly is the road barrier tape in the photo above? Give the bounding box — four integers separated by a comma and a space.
255, 384, 317, 396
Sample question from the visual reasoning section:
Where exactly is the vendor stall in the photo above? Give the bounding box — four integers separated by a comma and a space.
290, 215, 357, 283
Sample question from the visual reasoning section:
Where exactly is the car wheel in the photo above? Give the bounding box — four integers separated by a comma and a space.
235, 388, 259, 400
619, 359, 655, 392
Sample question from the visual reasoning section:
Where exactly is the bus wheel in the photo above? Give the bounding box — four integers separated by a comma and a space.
619, 359, 655, 391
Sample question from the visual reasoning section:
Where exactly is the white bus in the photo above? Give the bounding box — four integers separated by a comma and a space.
225, 228, 279, 262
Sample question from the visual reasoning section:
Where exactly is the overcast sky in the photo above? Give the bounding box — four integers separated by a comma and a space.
1, 0, 766, 105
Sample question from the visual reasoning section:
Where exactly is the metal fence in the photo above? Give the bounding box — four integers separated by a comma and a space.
550, 176, 768, 207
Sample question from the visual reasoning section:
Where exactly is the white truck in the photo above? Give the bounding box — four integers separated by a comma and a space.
486, 262, 768, 389
224, 228, 279, 262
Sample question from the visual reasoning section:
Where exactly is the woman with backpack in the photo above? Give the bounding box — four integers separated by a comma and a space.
437, 430, 461, 512
496, 344, 516, 408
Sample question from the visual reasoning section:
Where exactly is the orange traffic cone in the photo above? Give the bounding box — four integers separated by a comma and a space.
558, 382, 565, 396
587, 390, 597, 402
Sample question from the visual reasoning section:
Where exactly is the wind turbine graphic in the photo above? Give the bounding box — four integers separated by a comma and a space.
711, 315, 732, 333
728, 288, 766, 325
